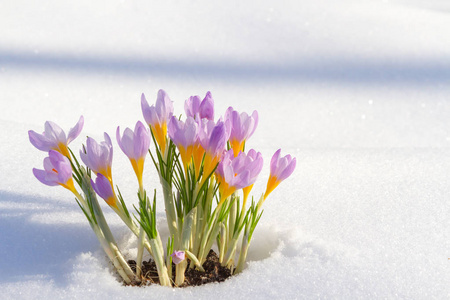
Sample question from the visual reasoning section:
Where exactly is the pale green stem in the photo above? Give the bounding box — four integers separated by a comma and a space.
218, 222, 227, 264
85, 201, 134, 284
185, 250, 205, 272
160, 176, 178, 244
91, 225, 132, 284
189, 208, 199, 269
257, 196, 264, 212
192, 180, 214, 262
110, 199, 153, 257
78, 169, 134, 282
223, 234, 240, 267
113, 242, 136, 280
135, 227, 145, 279
235, 234, 250, 274
155, 231, 166, 262
166, 236, 173, 279
149, 235, 172, 287
196, 205, 220, 264
175, 261, 186, 286
73, 190, 88, 211
175, 207, 196, 285
198, 221, 222, 265
228, 194, 237, 243
135, 185, 146, 280
235, 194, 264, 274
90, 189, 135, 282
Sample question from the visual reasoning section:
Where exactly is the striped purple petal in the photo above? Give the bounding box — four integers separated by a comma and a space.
91, 173, 114, 201
67, 116, 84, 144
270, 149, 296, 181
199, 91, 214, 121
28, 130, 55, 151
117, 121, 150, 160
184, 95, 201, 119
80, 133, 113, 177
168, 116, 199, 149
225, 107, 258, 143
28, 116, 84, 152
33, 150, 73, 187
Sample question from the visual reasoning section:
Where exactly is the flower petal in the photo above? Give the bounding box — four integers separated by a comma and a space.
270, 149, 281, 175
156, 89, 173, 123
28, 130, 54, 151
199, 91, 214, 120
279, 157, 296, 181
91, 173, 114, 200
33, 168, 59, 186
184, 95, 201, 118
67, 116, 84, 144
44, 121, 66, 144
134, 121, 150, 158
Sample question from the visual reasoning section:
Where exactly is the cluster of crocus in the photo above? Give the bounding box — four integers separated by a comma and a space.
29, 89, 296, 287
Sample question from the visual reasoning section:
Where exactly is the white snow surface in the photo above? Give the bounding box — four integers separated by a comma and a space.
1, 1, 449, 299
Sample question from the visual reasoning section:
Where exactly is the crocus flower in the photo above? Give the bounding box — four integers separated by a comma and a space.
80, 133, 113, 182
28, 116, 84, 158
168, 116, 199, 172
91, 173, 116, 207
198, 120, 231, 183
171, 251, 185, 265
141, 90, 173, 154
33, 150, 76, 194
191, 119, 214, 177
241, 149, 261, 204
264, 149, 296, 200
216, 149, 263, 201
224, 107, 258, 157
184, 91, 214, 121
116, 121, 151, 187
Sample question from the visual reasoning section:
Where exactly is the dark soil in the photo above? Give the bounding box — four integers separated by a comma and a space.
128, 249, 232, 287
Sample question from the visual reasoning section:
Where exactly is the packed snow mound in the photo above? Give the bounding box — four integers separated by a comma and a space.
1, 0, 449, 299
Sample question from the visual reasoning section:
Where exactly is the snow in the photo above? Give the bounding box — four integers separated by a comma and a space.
1, 0, 449, 299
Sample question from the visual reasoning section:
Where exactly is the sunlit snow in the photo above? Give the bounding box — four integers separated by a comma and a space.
0, 1, 449, 299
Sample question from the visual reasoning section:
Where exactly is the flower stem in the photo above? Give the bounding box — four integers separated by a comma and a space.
175, 207, 196, 285
149, 234, 172, 287
135, 186, 146, 280
235, 235, 250, 274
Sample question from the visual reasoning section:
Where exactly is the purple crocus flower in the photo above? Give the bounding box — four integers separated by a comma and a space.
199, 120, 231, 158
28, 116, 84, 158
198, 120, 231, 182
116, 121, 151, 186
224, 107, 258, 157
184, 91, 214, 121
189, 118, 215, 177
33, 150, 76, 193
242, 149, 262, 203
168, 116, 199, 171
141, 89, 174, 154
171, 250, 185, 265
216, 148, 263, 201
197, 119, 216, 148
264, 149, 296, 200
80, 133, 113, 182
91, 173, 116, 207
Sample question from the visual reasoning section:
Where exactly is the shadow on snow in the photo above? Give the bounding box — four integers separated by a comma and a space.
0, 191, 101, 286
1, 49, 449, 85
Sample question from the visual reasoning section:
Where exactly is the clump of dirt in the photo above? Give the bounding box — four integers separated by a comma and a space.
128, 249, 232, 287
